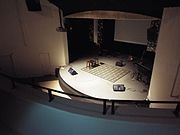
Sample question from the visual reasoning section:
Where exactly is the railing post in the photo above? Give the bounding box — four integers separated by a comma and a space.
173, 103, 180, 117
111, 100, 115, 115
11, 78, 16, 89
55, 67, 59, 78
48, 90, 54, 102
103, 100, 107, 115
31, 78, 37, 89
144, 99, 150, 107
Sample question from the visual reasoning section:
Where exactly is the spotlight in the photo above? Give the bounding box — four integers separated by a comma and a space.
56, 27, 67, 32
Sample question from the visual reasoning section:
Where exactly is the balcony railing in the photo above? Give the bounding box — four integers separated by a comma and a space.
0, 72, 179, 117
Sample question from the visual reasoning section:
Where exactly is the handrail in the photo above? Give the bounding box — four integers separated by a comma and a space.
0, 72, 180, 117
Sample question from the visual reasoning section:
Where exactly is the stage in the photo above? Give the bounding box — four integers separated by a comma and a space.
59, 55, 149, 100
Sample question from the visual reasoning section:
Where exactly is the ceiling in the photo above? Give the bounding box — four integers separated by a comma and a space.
48, 0, 180, 18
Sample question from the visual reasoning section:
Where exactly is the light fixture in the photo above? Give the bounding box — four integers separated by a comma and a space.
56, 9, 67, 32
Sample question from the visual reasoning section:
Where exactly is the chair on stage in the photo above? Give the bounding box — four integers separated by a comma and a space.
86, 58, 99, 69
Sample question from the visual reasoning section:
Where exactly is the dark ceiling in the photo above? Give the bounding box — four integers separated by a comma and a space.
48, 0, 180, 18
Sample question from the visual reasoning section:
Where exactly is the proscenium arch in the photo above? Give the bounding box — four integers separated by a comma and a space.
48, 0, 180, 18
64, 10, 160, 20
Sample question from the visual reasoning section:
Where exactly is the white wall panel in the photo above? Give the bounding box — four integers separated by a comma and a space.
0, 0, 69, 77
148, 7, 180, 108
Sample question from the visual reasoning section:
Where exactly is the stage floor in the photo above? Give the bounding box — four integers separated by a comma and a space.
60, 55, 149, 100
